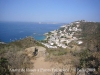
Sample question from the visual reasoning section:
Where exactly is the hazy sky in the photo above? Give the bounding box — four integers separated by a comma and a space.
0, 0, 100, 23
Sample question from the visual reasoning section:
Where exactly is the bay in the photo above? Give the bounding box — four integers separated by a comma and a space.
0, 22, 62, 43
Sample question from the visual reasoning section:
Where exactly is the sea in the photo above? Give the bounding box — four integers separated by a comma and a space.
0, 22, 63, 43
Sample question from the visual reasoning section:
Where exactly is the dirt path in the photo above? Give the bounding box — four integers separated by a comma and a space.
25, 46, 54, 75
30, 57, 54, 75
25, 46, 72, 75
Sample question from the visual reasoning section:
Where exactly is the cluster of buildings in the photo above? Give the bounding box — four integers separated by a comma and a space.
0, 42, 5, 44
42, 21, 83, 48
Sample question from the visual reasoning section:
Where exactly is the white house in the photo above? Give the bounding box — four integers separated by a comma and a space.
77, 41, 83, 44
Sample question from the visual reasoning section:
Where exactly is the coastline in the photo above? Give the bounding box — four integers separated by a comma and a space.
0, 22, 62, 43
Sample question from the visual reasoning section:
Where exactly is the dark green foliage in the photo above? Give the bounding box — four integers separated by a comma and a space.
79, 50, 91, 68
59, 27, 65, 31
77, 49, 100, 74
61, 36, 64, 38
48, 32, 52, 35
0, 57, 10, 75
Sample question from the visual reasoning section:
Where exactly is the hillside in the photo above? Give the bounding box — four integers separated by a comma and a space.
78, 22, 100, 51
43, 21, 100, 49
0, 20, 100, 75
42, 20, 100, 75
0, 37, 44, 75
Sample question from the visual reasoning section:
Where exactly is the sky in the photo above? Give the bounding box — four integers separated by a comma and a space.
0, 0, 100, 23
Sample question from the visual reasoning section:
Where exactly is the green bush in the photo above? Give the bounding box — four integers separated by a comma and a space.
0, 57, 10, 75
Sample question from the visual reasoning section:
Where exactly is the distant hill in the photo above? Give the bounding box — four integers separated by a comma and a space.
79, 22, 100, 51
75, 21, 100, 75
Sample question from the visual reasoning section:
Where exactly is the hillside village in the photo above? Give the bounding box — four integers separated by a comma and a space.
42, 20, 85, 48
0, 20, 100, 75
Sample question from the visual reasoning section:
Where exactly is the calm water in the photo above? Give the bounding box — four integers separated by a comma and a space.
0, 22, 62, 43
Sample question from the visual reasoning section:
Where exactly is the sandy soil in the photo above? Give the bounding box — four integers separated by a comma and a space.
25, 46, 72, 75
30, 57, 54, 75
25, 46, 54, 75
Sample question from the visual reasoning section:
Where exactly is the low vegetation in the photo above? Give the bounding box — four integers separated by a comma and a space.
0, 21, 100, 75
46, 22, 100, 75
0, 37, 37, 75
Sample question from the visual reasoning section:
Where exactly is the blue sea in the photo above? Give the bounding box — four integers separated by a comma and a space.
0, 22, 63, 43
